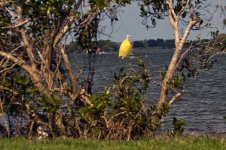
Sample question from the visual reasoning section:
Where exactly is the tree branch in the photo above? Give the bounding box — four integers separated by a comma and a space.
4, 6, 17, 17
0, 51, 46, 93
176, 42, 194, 68
1, 19, 29, 29
178, 0, 190, 16
60, 45, 79, 100
53, 15, 75, 47
168, 90, 184, 105
0, 62, 17, 74
0, 51, 28, 69
52, 0, 84, 47
166, 0, 179, 45
166, 0, 177, 23
0, 85, 19, 95
157, 1, 199, 113
179, 18, 199, 48
15, 5, 36, 69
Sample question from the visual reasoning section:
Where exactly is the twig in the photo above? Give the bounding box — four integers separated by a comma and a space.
168, 89, 184, 105
1, 19, 29, 29
176, 42, 194, 68
4, 7, 17, 17
0, 63, 17, 74
179, 0, 190, 16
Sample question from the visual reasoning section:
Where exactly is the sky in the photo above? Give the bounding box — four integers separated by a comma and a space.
99, 1, 226, 42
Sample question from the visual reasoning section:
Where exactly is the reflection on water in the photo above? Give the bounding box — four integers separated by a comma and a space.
71, 48, 226, 133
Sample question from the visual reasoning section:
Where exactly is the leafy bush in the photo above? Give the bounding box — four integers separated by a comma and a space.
168, 117, 187, 137
65, 57, 158, 140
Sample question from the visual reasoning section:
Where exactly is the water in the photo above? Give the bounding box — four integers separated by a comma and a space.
71, 48, 226, 133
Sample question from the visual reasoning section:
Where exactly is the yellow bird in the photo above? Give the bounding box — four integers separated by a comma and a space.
118, 35, 132, 59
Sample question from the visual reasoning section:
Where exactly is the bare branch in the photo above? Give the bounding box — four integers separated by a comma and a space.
15, 5, 36, 68
0, 51, 28, 68
179, 0, 190, 16
60, 45, 80, 99
166, 0, 178, 23
178, 17, 200, 50
4, 7, 17, 17
0, 63, 17, 74
54, 3, 77, 38
0, 85, 19, 95
1, 19, 29, 29
176, 42, 194, 68
53, 15, 75, 47
206, 49, 226, 63
168, 90, 184, 105
80, 12, 98, 26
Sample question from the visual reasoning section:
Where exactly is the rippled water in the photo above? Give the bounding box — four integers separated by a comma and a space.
71, 48, 226, 133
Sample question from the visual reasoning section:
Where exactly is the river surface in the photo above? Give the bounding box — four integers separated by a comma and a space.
71, 48, 226, 134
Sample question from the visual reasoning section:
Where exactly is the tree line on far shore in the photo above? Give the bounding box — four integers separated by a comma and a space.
66, 38, 206, 52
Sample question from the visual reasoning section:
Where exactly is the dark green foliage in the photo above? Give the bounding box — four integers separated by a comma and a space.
38, 93, 62, 113
18, 0, 77, 37
0, 68, 64, 137
178, 33, 226, 79
79, 93, 111, 120
0, 69, 32, 113
149, 101, 170, 131
178, 57, 198, 78
169, 117, 187, 137
223, 116, 226, 120
76, 15, 100, 51
171, 75, 183, 88
70, 57, 156, 139
139, 0, 165, 28
139, 0, 212, 30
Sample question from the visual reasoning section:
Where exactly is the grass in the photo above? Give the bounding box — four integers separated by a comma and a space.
0, 135, 226, 150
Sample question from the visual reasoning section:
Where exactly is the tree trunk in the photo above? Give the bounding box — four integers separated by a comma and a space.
60, 46, 80, 100
157, 46, 182, 109
152, 0, 200, 128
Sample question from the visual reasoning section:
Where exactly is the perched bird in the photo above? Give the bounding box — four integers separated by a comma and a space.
118, 35, 132, 59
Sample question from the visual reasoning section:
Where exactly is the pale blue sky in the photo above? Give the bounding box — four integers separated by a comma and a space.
100, 1, 226, 42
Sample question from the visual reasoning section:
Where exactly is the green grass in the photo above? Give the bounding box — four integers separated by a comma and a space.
0, 136, 226, 150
